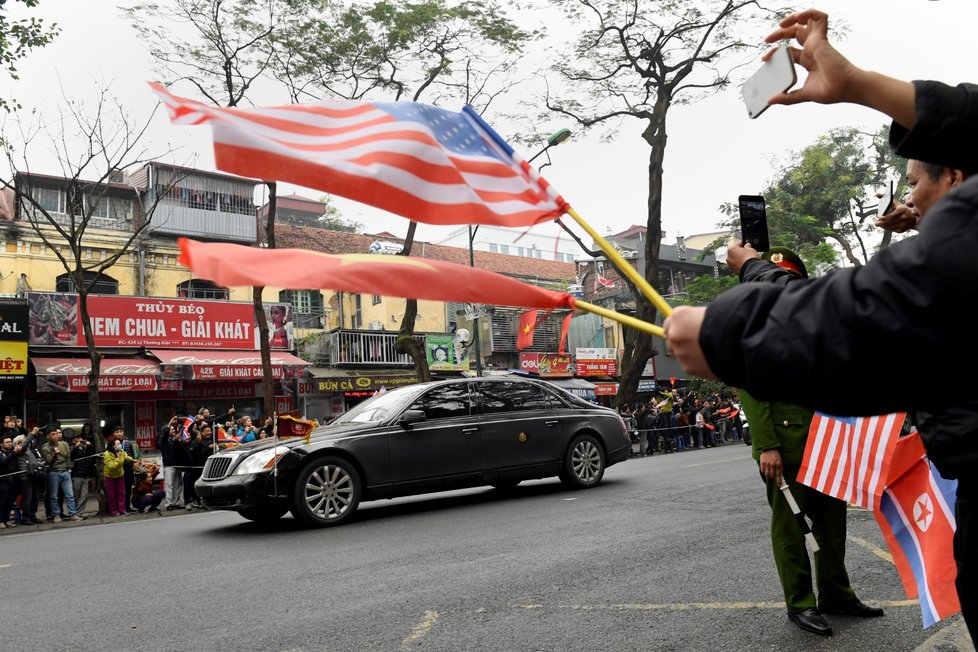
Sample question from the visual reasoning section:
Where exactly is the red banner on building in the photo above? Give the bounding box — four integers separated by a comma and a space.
574, 347, 618, 377
134, 401, 157, 450
33, 358, 161, 393
593, 383, 619, 396
518, 352, 575, 377
27, 292, 292, 350
151, 350, 309, 381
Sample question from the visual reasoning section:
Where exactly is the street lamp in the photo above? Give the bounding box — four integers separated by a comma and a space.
466, 127, 573, 376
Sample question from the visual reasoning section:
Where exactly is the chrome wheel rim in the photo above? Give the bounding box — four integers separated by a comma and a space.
572, 440, 601, 483
304, 464, 354, 520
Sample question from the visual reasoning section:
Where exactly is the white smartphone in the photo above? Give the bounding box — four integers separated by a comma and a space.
877, 180, 895, 217
741, 45, 798, 119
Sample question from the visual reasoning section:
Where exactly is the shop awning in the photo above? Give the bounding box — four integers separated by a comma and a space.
33, 357, 161, 393
545, 377, 597, 400
308, 367, 418, 392
149, 350, 310, 381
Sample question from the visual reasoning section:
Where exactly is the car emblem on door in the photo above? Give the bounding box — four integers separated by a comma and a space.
518, 432, 528, 442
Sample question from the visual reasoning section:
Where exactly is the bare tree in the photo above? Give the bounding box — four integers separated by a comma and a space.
2, 87, 171, 510
127, 0, 301, 418
273, 0, 537, 379
542, 0, 785, 405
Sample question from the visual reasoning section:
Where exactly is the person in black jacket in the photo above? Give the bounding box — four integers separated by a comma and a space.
184, 424, 215, 510
663, 8, 978, 642
158, 420, 190, 511
69, 434, 96, 516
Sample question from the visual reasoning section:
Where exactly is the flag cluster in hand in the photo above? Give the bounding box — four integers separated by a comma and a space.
798, 413, 960, 628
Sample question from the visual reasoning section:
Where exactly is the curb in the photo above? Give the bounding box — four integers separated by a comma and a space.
0, 506, 203, 534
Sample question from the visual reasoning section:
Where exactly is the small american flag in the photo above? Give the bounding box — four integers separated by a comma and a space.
797, 412, 905, 509
150, 82, 567, 227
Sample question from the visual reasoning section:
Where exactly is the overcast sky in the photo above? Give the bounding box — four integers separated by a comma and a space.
4, 0, 976, 249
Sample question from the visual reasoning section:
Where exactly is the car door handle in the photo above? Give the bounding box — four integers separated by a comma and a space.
545, 420, 559, 427
462, 427, 479, 435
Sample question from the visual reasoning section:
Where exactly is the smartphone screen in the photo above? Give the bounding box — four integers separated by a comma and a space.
739, 195, 770, 252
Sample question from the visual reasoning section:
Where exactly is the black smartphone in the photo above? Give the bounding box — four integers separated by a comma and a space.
739, 194, 770, 252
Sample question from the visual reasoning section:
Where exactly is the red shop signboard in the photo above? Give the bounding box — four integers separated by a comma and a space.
27, 292, 291, 350
518, 352, 574, 377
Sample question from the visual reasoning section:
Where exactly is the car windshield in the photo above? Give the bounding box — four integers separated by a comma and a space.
331, 386, 424, 425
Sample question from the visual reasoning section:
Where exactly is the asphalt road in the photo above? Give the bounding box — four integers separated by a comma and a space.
1, 445, 972, 651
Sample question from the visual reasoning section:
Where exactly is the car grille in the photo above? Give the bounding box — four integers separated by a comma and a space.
202, 456, 234, 480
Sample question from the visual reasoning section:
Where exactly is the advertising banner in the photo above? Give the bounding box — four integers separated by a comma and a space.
27, 292, 292, 350
593, 383, 619, 396
518, 352, 575, 377
151, 350, 309, 381
0, 303, 28, 379
574, 347, 618, 376
134, 401, 157, 450
33, 358, 161, 393
0, 341, 28, 377
425, 333, 470, 372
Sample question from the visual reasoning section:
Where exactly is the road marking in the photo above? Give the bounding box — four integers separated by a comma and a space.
402, 610, 438, 646
563, 497, 578, 501
848, 534, 894, 564
686, 456, 751, 468
0, 564, 10, 569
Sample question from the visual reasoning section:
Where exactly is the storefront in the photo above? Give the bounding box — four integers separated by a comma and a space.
25, 292, 310, 449
306, 368, 419, 421
0, 301, 28, 419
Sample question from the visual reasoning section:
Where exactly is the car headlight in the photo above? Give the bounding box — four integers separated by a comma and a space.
233, 446, 292, 475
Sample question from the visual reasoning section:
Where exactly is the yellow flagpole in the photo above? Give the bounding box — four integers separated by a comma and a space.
573, 299, 665, 338
566, 206, 673, 317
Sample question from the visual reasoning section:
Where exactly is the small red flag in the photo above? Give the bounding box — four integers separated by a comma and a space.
558, 313, 572, 354
517, 309, 538, 350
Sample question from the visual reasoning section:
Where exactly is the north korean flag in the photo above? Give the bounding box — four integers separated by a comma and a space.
874, 432, 960, 628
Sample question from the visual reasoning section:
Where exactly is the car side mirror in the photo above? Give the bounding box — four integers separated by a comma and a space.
399, 410, 427, 428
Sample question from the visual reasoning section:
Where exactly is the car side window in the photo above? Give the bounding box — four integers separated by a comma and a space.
408, 383, 473, 420
477, 381, 553, 415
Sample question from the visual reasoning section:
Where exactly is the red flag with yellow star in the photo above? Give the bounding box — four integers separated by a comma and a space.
178, 239, 576, 311
517, 309, 538, 350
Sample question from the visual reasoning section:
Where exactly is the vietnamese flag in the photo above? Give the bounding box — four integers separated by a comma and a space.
517, 309, 538, 350
558, 313, 572, 354
179, 239, 575, 311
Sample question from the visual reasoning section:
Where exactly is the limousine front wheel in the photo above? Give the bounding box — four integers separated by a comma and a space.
559, 434, 605, 489
291, 456, 362, 527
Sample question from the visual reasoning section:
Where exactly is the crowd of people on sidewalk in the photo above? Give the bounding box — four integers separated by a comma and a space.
0, 404, 263, 528
617, 388, 747, 456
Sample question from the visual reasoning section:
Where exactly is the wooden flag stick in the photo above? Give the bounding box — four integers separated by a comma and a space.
566, 206, 673, 317
573, 299, 665, 338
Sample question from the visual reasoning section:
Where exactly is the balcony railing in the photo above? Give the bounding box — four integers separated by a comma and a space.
326, 329, 423, 366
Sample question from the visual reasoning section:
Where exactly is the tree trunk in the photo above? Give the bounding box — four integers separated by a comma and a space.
78, 286, 107, 514
394, 221, 431, 381
255, 183, 278, 419
617, 98, 669, 404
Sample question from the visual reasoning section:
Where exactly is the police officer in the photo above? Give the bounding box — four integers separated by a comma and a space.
738, 248, 883, 636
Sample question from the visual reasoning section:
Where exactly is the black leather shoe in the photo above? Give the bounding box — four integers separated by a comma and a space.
788, 608, 833, 636
820, 600, 884, 618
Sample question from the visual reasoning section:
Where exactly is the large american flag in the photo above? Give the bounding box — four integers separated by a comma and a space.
150, 82, 567, 227
797, 412, 905, 509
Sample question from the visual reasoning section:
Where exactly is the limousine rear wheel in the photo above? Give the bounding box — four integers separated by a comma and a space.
559, 433, 605, 489
290, 456, 362, 527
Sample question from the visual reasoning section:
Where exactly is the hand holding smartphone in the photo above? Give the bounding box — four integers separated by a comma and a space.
741, 45, 798, 119
739, 194, 770, 253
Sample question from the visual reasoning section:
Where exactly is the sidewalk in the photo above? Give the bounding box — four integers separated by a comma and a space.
915, 615, 974, 652
0, 504, 204, 534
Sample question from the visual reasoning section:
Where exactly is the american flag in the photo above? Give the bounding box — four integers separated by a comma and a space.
797, 412, 905, 509
149, 82, 567, 227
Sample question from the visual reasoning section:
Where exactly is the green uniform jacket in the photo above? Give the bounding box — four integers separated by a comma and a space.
739, 389, 813, 465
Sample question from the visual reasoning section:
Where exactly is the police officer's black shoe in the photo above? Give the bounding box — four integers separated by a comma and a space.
788, 608, 833, 636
